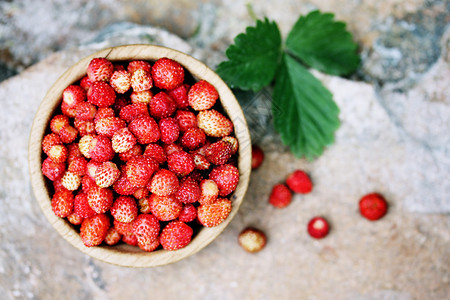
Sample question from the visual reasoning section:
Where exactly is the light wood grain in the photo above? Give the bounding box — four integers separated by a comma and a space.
28, 45, 251, 267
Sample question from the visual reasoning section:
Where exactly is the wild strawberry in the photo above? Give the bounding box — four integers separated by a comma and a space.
111, 127, 136, 153
80, 76, 94, 91
81, 175, 97, 194
222, 136, 239, 155
53, 177, 65, 192
87, 186, 114, 214
51, 189, 74, 218
133, 187, 149, 200
130, 90, 153, 104
131, 69, 153, 92
110, 69, 131, 94
197, 109, 233, 138
50, 115, 70, 134
148, 169, 179, 196
113, 95, 129, 115
104, 227, 122, 246
68, 156, 87, 176
149, 92, 177, 119
138, 197, 152, 214
151, 57, 184, 90
86, 161, 101, 181
149, 194, 183, 221
168, 84, 190, 109
95, 116, 126, 138
124, 155, 158, 188
128, 116, 161, 144
138, 236, 160, 252
159, 117, 179, 144
67, 212, 83, 225
59, 125, 78, 144
188, 80, 218, 111
133, 214, 160, 245
181, 127, 206, 150
269, 183, 292, 208
175, 177, 200, 204
118, 144, 142, 162
87, 81, 116, 108
197, 197, 232, 227
60, 171, 81, 191
122, 232, 138, 246
113, 173, 138, 195
87, 57, 114, 82
42, 157, 66, 181
94, 161, 120, 188
187, 170, 204, 183
42, 133, 62, 155
251, 145, 264, 169
143, 143, 166, 164
178, 204, 197, 223
114, 219, 134, 236
74, 192, 96, 219
160, 221, 193, 251
192, 152, 211, 170
62, 85, 86, 108
205, 140, 233, 165
89, 135, 115, 163
209, 164, 239, 196
307, 217, 330, 239
110, 196, 138, 223
61, 101, 77, 118
74, 118, 96, 136
238, 228, 267, 253
199, 179, 219, 205
286, 170, 313, 194
359, 193, 388, 221
67, 143, 82, 163
48, 144, 68, 163
163, 143, 183, 156
119, 103, 149, 123
167, 151, 195, 177
80, 214, 110, 247
127, 60, 152, 74
75, 101, 97, 120
175, 109, 197, 132
94, 107, 115, 123
78, 134, 95, 158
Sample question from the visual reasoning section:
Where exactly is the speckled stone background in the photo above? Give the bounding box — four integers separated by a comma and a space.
0, 1, 449, 299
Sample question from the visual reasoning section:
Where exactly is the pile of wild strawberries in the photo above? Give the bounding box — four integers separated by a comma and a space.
41, 57, 240, 251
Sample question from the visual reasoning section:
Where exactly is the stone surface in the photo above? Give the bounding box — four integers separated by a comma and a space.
0, 1, 449, 299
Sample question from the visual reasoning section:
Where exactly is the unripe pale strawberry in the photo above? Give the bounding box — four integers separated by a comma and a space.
94, 161, 120, 188
112, 127, 137, 153
110, 70, 131, 94
131, 69, 153, 92
60, 171, 82, 191
197, 109, 233, 138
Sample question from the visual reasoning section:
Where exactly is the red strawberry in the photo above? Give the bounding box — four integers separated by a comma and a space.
286, 170, 313, 194
87, 186, 114, 214
131, 69, 153, 92
178, 204, 197, 223
87, 58, 114, 82
359, 193, 388, 221
175, 177, 200, 204
78, 134, 95, 158
53, 177, 65, 192
133, 214, 160, 245
167, 84, 189, 109
159, 117, 180, 144
81, 175, 97, 194
167, 151, 195, 177
175, 109, 197, 132
307, 217, 330, 239
138, 197, 152, 214
148, 169, 179, 196
181, 127, 206, 150
111, 127, 136, 153
222, 136, 239, 155
151, 57, 185, 90
62, 85, 86, 108
133, 187, 149, 200
128, 116, 161, 144
163, 143, 183, 156
114, 219, 134, 236
80, 76, 94, 91
127, 60, 151, 74
124, 155, 158, 188
67, 212, 84, 225
51, 189, 74, 218
42, 157, 66, 181
42, 133, 62, 155
197, 198, 232, 227
94, 107, 115, 123
61, 101, 77, 118
74, 118, 96, 136
205, 140, 233, 165
110, 196, 138, 223
74, 192, 96, 219
197, 109, 233, 138
86, 161, 101, 181
80, 214, 110, 247
122, 232, 138, 246
67, 143, 82, 163
104, 227, 122, 246
149, 92, 177, 119
191, 152, 211, 170
143, 143, 166, 164
119, 103, 149, 122
110, 69, 131, 94
60, 171, 82, 191
269, 183, 292, 208
209, 164, 239, 196
113, 95, 129, 115
251, 145, 264, 169
118, 144, 142, 162
113, 172, 139, 196
138, 236, 160, 252
95, 116, 126, 138
238, 228, 267, 253
89, 135, 115, 163
149, 194, 183, 221
199, 179, 219, 205
50, 115, 70, 134
59, 125, 78, 144
130, 90, 153, 105
160, 221, 193, 250
188, 80, 218, 111
68, 156, 87, 176
87, 81, 116, 108
75, 101, 97, 120
48, 144, 68, 163
94, 161, 120, 188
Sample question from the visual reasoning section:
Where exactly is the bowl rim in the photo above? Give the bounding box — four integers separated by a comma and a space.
28, 44, 252, 267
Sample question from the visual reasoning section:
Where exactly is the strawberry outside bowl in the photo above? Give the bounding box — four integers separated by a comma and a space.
28, 44, 251, 267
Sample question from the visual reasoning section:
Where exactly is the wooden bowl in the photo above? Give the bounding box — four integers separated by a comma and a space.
28, 45, 251, 267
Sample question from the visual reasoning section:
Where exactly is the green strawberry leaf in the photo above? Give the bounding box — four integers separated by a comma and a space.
273, 54, 340, 159
216, 18, 282, 92
286, 10, 360, 76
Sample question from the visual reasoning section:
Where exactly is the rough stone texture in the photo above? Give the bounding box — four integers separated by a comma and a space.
0, 1, 449, 299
